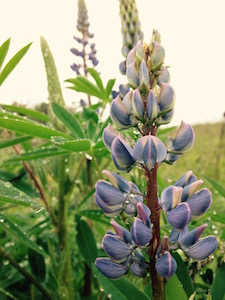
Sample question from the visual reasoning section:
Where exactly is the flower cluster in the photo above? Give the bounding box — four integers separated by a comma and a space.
70, 0, 98, 75
96, 202, 152, 279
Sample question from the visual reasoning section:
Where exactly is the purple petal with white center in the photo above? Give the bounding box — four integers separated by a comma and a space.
137, 202, 151, 228
102, 170, 130, 193
139, 59, 150, 92
111, 135, 135, 172
155, 251, 177, 278
184, 236, 218, 260
172, 121, 195, 152
130, 261, 147, 277
95, 258, 128, 279
167, 202, 191, 230
158, 83, 175, 114
146, 90, 159, 122
110, 220, 132, 244
132, 88, 145, 121
126, 61, 139, 89
110, 96, 131, 129
102, 124, 118, 151
102, 234, 132, 261
181, 179, 204, 202
130, 218, 152, 246
161, 185, 182, 212
95, 180, 125, 206
179, 224, 207, 248
174, 170, 194, 187
95, 193, 123, 217
187, 188, 212, 216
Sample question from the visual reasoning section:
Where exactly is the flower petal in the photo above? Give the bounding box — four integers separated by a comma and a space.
167, 202, 191, 230
130, 261, 147, 277
137, 202, 151, 228
158, 83, 175, 114
102, 170, 130, 193
139, 59, 150, 92
161, 185, 182, 212
132, 88, 145, 121
184, 236, 218, 260
110, 95, 131, 129
181, 179, 204, 202
126, 61, 139, 89
102, 124, 119, 151
95, 258, 128, 279
95, 193, 123, 217
187, 188, 212, 216
179, 224, 207, 248
95, 180, 125, 206
146, 89, 159, 122
156, 251, 177, 278
171, 121, 195, 153
102, 234, 132, 261
174, 170, 196, 188
130, 218, 152, 246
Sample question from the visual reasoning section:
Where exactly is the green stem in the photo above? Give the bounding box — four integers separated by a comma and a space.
58, 156, 75, 300
0, 246, 53, 300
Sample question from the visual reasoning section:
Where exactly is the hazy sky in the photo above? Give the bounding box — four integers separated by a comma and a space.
0, 0, 225, 126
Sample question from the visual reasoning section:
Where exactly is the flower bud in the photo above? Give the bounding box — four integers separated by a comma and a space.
95, 180, 125, 207
110, 220, 132, 244
110, 95, 132, 129
132, 88, 145, 121
152, 29, 161, 43
126, 61, 139, 89
102, 233, 132, 261
158, 65, 170, 84
169, 227, 180, 243
122, 45, 129, 57
179, 224, 207, 248
136, 40, 145, 61
137, 202, 151, 228
130, 261, 147, 277
95, 193, 123, 217
155, 251, 177, 279
119, 84, 130, 99
126, 47, 136, 66
146, 90, 159, 122
157, 109, 174, 125
111, 135, 135, 172
183, 236, 218, 260
152, 41, 165, 68
187, 188, 212, 216
181, 179, 204, 202
124, 203, 136, 216
119, 60, 126, 75
130, 218, 152, 247
102, 124, 118, 151
123, 90, 133, 113
139, 60, 150, 93
161, 185, 182, 212
174, 170, 197, 188
170, 121, 195, 153
158, 83, 175, 114
95, 258, 128, 279
102, 170, 130, 193
167, 202, 191, 230
133, 135, 167, 170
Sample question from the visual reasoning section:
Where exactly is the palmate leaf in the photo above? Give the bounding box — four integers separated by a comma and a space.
0, 117, 70, 140
51, 102, 84, 138
0, 212, 47, 257
105, 78, 116, 99
0, 38, 10, 70
1, 104, 49, 122
88, 68, 104, 92
0, 42, 32, 86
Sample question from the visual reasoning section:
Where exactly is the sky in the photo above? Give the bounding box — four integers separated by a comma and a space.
0, 0, 225, 126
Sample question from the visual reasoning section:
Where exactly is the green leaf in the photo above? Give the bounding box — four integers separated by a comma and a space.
105, 78, 116, 99
76, 217, 98, 268
51, 102, 84, 138
77, 189, 95, 209
79, 210, 109, 225
0, 180, 41, 209
88, 68, 104, 92
0, 135, 32, 149
0, 212, 47, 257
0, 117, 70, 140
204, 176, 225, 198
0, 42, 32, 86
93, 266, 151, 300
5, 147, 69, 162
52, 137, 91, 152
172, 252, 194, 297
28, 248, 46, 282
66, 76, 102, 98
211, 264, 225, 300
82, 107, 98, 122
0, 38, 10, 70
0, 287, 19, 300
165, 274, 188, 300
1, 104, 49, 122
211, 213, 225, 224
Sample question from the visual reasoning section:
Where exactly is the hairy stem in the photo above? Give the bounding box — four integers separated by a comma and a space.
0, 246, 53, 300
58, 156, 75, 300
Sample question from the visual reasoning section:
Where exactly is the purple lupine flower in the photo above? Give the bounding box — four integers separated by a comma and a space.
155, 251, 177, 279
146, 90, 159, 123
102, 124, 119, 151
167, 202, 191, 230
151, 41, 165, 68
157, 65, 170, 85
158, 83, 175, 114
95, 258, 128, 279
132, 88, 145, 121
110, 95, 134, 129
160, 185, 183, 212
139, 60, 150, 93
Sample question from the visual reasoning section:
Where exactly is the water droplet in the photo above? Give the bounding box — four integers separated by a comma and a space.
0, 217, 4, 223
213, 211, 217, 215
65, 168, 70, 174
108, 294, 112, 299
3, 115, 8, 119
99, 287, 104, 292
4, 182, 12, 188
3, 259, 9, 265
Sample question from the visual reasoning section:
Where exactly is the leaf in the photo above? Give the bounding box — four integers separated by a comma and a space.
51, 102, 84, 138
0, 212, 47, 257
77, 189, 95, 209
165, 274, 188, 300
172, 252, 194, 297
5, 147, 69, 162
0, 42, 32, 86
211, 213, 225, 225
79, 210, 109, 225
1, 104, 49, 122
88, 68, 104, 92
0, 117, 70, 140
0, 135, 32, 149
105, 78, 116, 99
93, 266, 151, 300
0, 179, 41, 209
211, 264, 225, 300
76, 217, 98, 268
66, 76, 102, 98
0, 287, 19, 300
28, 248, 46, 282
52, 137, 91, 152
204, 176, 225, 198
0, 38, 10, 70
82, 107, 98, 122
